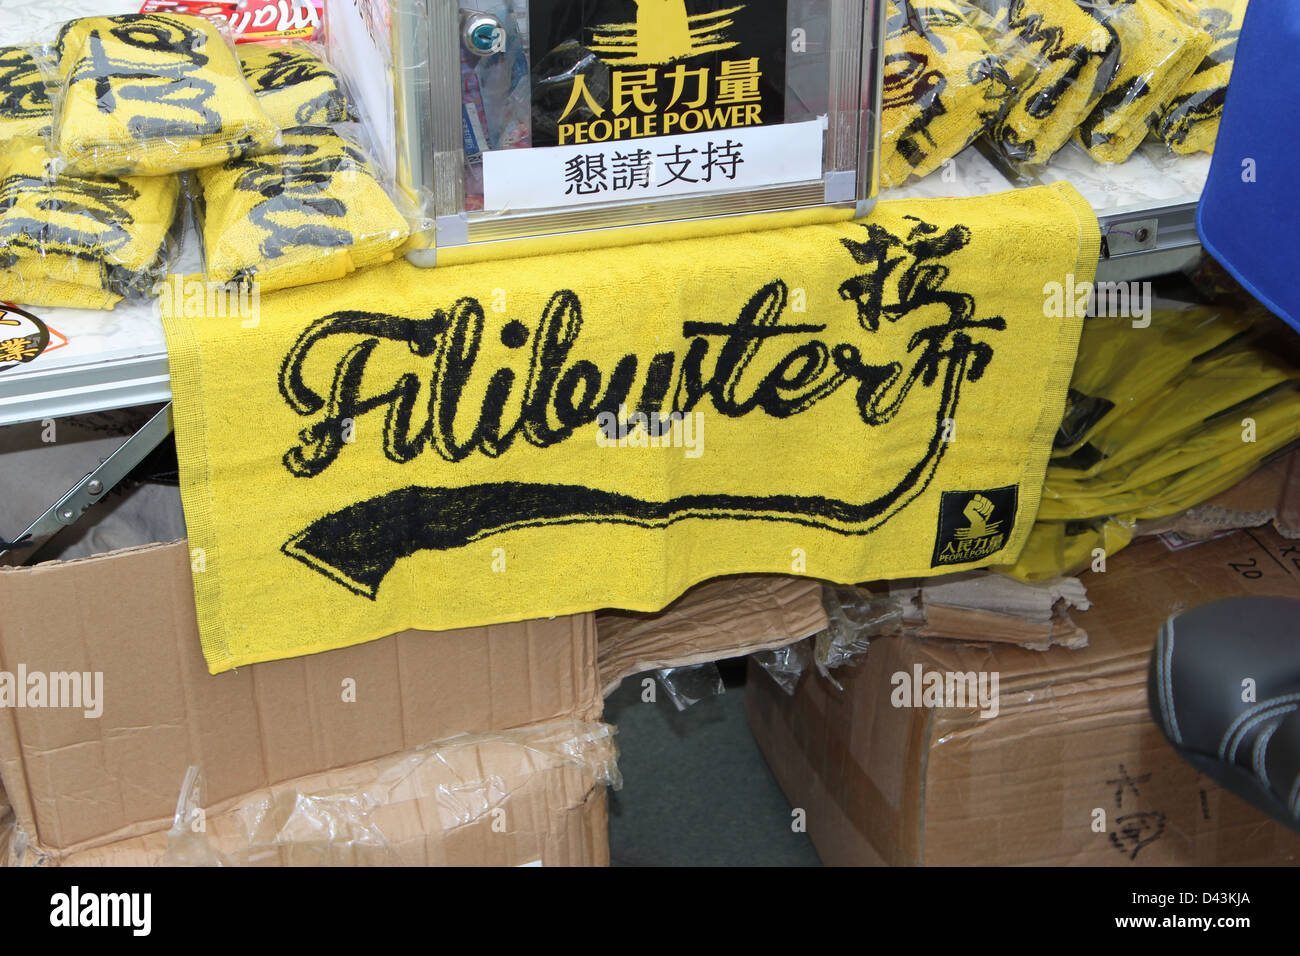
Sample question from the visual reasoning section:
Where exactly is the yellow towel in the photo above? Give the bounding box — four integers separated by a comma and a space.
994, 515, 1135, 581
160, 182, 1099, 672
1156, 0, 1248, 154
1074, 0, 1213, 163
238, 41, 350, 129
0, 46, 53, 141
197, 125, 409, 293
1051, 344, 1297, 481
1054, 305, 1248, 455
879, 0, 1016, 187
0, 137, 181, 310
965, 0, 1125, 165
53, 13, 278, 176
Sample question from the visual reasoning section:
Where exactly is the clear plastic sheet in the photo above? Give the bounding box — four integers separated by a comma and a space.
752, 585, 904, 693
878, 0, 1017, 187
816, 585, 904, 687
46, 12, 280, 176
751, 640, 813, 696
655, 662, 726, 711
6, 719, 619, 867
237, 38, 353, 129
194, 122, 413, 293
0, 136, 185, 310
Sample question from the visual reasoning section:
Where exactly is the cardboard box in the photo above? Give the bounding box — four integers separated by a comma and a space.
0, 533, 822, 861
597, 575, 828, 695
747, 528, 1300, 865
11, 720, 612, 867
0, 541, 600, 854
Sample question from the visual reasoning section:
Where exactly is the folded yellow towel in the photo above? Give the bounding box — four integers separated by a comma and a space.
1156, 0, 1248, 154
53, 13, 279, 176
1052, 344, 1297, 482
1075, 0, 1213, 163
1039, 385, 1300, 519
197, 125, 410, 292
0, 137, 181, 309
1054, 305, 1249, 456
879, 0, 1016, 186
966, 0, 1124, 164
0, 46, 53, 141
238, 41, 350, 129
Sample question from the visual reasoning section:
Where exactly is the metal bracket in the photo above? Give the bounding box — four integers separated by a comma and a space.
1103, 217, 1160, 257
0, 403, 175, 566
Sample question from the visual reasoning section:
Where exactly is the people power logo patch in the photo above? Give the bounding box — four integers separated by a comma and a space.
932, 485, 1018, 567
0, 304, 49, 374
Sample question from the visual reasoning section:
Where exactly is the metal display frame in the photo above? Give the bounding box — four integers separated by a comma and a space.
396, 0, 887, 265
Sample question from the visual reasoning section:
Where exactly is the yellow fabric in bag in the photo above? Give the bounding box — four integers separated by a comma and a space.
0, 137, 181, 309
161, 183, 1099, 672
197, 125, 409, 292
1042, 386, 1300, 516
1056, 342, 1297, 476
1075, 0, 1213, 163
0, 46, 53, 141
1054, 305, 1248, 455
993, 515, 1134, 581
1157, 0, 1249, 154
238, 41, 350, 129
879, 0, 1016, 187
966, 0, 1124, 165
54, 13, 278, 176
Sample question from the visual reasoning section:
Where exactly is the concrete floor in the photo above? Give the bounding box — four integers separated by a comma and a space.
603, 659, 821, 867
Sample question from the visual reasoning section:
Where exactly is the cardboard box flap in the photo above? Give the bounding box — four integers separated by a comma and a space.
596, 575, 828, 695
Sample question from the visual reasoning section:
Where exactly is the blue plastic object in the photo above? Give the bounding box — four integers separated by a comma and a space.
1197, 0, 1300, 332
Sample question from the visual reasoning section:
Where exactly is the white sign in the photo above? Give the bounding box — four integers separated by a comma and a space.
482, 118, 826, 213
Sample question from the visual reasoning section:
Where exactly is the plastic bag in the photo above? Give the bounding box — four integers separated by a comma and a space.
879, 0, 1017, 187
1156, 0, 1249, 154
0, 45, 54, 140
237, 39, 352, 128
1074, 0, 1213, 164
48, 12, 279, 176
1054, 305, 1250, 456
0, 136, 183, 310
195, 123, 411, 292
965, 0, 1127, 166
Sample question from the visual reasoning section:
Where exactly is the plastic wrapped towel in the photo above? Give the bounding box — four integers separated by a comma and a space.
1157, 0, 1249, 154
0, 46, 53, 140
1074, 0, 1213, 163
879, 0, 1017, 187
51, 13, 279, 176
1053, 306, 1249, 456
238, 41, 350, 129
197, 124, 410, 293
0, 138, 182, 310
966, 0, 1125, 165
